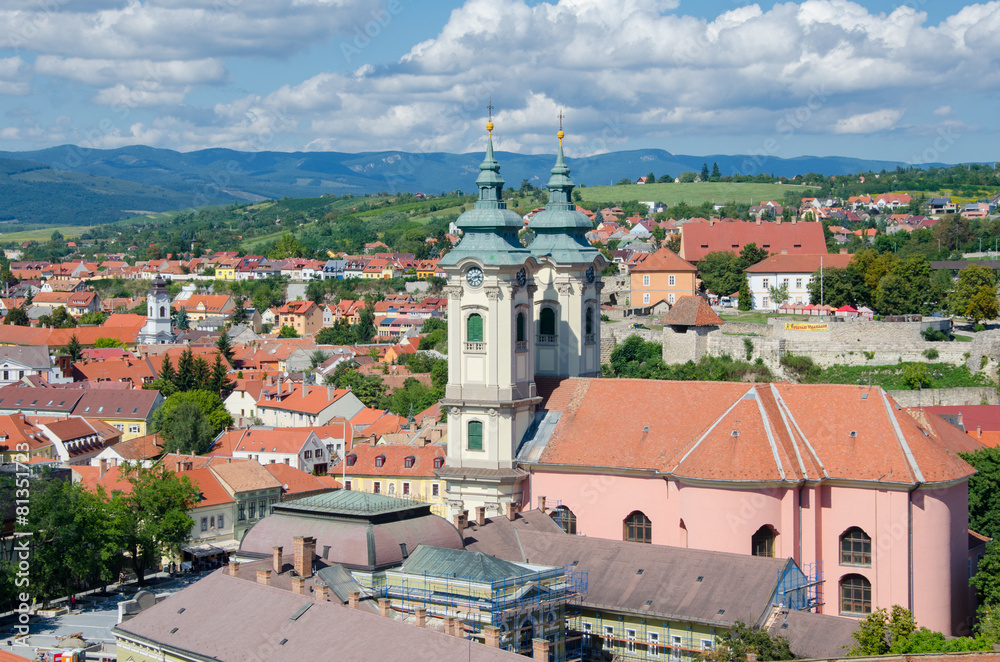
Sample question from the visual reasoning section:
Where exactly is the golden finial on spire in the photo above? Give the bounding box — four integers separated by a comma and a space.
557, 109, 565, 144
487, 99, 494, 136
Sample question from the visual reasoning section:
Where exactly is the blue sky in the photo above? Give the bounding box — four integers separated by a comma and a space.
0, 0, 997, 166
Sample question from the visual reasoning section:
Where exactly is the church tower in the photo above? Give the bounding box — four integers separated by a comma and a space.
137, 275, 175, 345
436, 119, 539, 518
527, 125, 606, 378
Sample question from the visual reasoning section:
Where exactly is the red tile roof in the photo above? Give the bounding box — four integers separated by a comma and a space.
628, 247, 696, 273
532, 379, 974, 485
264, 462, 340, 494
345, 441, 445, 478
681, 220, 826, 262
660, 296, 724, 326
178, 467, 235, 507
745, 253, 852, 274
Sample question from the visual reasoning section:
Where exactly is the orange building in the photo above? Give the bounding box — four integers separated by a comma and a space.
628, 248, 698, 307
277, 300, 323, 336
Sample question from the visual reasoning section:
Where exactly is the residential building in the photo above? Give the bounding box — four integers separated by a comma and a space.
172, 294, 235, 322
37, 416, 123, 465
90, 432, 164, 468
0, 346, 61, 386
277, 300, 323, 336
30, 291, 101, 316
255, 382, 365, 428
209, 460, 283, 542
628, 247, 697, 306
0, 414, 55, 462
679, 219, 826, 262
227, 427, 332, 474
745, 252, 852, 310
342, 442, 446, 515
72, 389, 164, 440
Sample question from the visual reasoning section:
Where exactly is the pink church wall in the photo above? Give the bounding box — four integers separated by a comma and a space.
529, 467, 971, 634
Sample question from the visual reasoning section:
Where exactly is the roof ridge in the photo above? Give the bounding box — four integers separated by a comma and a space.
880, 389, 924, 483
670, 385, 755, 472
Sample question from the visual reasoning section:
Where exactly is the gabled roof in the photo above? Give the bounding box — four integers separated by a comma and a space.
629, 247, 696, 273
399, 544, 531, 581
178, 467, 235, 507
346, 442, 444, 477
745, 253, 852, 274
211, 460, 282, 493
264, 462, 340, 494
234, 428, 315, 455
682, 220, 826, 262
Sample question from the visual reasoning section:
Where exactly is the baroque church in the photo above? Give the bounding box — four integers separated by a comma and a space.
435, 119, 605, 518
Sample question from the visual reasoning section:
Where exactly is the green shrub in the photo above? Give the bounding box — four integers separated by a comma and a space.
863, 350, 875, 360
975, 323, 987, 332
743, 338, 754, 361
982, 355, 989, 369
780, 353, 821, 382
921, 328, 949, 342
600, 314, 612, 322
903, 363, 931, 390
923, 348, 939, 360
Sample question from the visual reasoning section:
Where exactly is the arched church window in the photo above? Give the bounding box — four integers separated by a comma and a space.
624, 511, 651, 544
585, 307, 594, 335
516, 312, 526, 342
468, 420, 483, 451
840, 527, 872, 566
840, 574, 872, 615
751, 525, 776, 557
159, 306, 166, 318
467, 314, 483, 343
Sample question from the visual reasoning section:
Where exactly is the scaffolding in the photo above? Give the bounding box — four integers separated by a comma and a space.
377, 563, 588, 662
776, 561, 824, 612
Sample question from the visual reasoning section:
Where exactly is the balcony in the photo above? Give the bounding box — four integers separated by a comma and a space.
464, 342, 485, 352
536, 334, 556, 345
584, 334, 595, 345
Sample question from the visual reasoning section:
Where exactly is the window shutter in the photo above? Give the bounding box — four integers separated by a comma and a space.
467, 314, 483, 342
468, 421, 483, 450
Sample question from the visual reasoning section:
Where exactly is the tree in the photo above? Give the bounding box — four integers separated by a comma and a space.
874, 256, 933, 315
110, 463, 199, 585
153, 389, 233, 442
768, 283, 789, 307
849, 606, 915, 655
738, 274, 752, 311
172, 307, 190, 330
316, 318, 354, 345
175, 348, 197, 392
208, 353, 235, 396
711, 621, 794, 661
739, 242, 770, 267
3, 306, 28, 326
967, 285, 1000, 325
700, 163, 710, 181
698, 251, 744, 297
66, 334, 83, 362
78, 311, 107, 325
38, 305, 77, 329
951, 264, 996, 318
806, 265, 866, 309
159, 354, 177, 385
355, 300, 376, 344
278, 325, 299, 338
158, 400, 215, 454
215, 331, 235, 364
711, 162, 721, 179
93, 336, 127, 349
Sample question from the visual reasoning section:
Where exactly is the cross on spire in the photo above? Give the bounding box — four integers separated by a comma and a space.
557, 109, 565, 145
486, 99, 494, 136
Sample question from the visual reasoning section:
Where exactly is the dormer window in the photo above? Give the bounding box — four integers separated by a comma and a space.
433, 457, 444, 469
375, 455, 385, 467
404, 456, 414, 469
346, 454, 357, 467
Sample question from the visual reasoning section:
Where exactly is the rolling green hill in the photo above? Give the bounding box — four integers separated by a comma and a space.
577, 182, 818, 206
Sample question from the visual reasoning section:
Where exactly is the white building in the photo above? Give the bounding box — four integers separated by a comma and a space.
228, 428, 331, 474
744, 252, 852, 310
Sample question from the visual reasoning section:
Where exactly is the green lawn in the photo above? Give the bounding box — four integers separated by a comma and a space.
815, 362, 991, 390
0, 225, 94, 242
577, 182, 818, 207
718, 312, 812, 325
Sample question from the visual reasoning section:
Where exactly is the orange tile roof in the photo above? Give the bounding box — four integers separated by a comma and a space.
256, 384, 351, 415
177, 467, 235, 507
0, 414, 52, 453
234, 428, 315, 454
532, 379, 974, 486
211, 460, 282, 493
264, 462, 339, 494
745, 253, 852, 274
660, 296, 724, 327
628, 247, 696, 273
345, 442, 444, 478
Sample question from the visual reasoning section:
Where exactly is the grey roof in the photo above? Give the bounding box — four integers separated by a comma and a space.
0, 345, 50, 369
458, 508, 567, 560
399, 544, 531, 582
276, 490, 431, 518
0, 385, 83, 412
315, 563, 363, 604
467, 521, 795, 628
768, 608, 859, 659
113, 570, 526, 662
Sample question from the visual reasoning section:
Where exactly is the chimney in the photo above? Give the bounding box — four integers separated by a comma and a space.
303, 381, 308, 398
399, 542, 409, 560
506, 501, 517, 521
378, 598, 391, 618
444, 616, 454, 634
978, 425, 982, 439
272, 546, 283, 574
256, 569, 271, 586
291, 576, 306, 595
228, 560, 239, 577
293, 536, 316, 578
537, 496, 546, 512
415, 606, 427, 628
99, 458, 108, 477
475, 506, 486, 526
484, 625, 501, 648
755, 218, 761, 226
532, 638, 550, 661
461, 510, 469, 529
839, 249, 848, 254
453, 618, 464, 637
348, 590, 360, 609
453, 514, 464, 530
315, 583, 329, 602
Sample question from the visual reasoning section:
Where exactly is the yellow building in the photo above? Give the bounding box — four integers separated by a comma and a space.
342, 442, 446, 516
629, 247, 698, 307
0, 413, 55, 462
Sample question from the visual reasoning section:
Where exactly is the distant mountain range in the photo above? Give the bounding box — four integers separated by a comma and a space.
0, 144, 943, 226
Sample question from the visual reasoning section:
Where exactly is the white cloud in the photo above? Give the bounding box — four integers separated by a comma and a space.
933, 105, 953, 116
834, 109, 904, 134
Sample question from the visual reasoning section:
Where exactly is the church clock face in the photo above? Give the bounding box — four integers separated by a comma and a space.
466, 266, 484, 287
516, 268, 526, 286
586, 265, 595, 283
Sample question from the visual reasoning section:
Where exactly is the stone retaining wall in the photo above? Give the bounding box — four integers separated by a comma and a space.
886, 387, 1000, 407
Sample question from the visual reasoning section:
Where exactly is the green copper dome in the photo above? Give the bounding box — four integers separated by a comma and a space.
528, 134, 601, 264
439, 126, 528, 267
